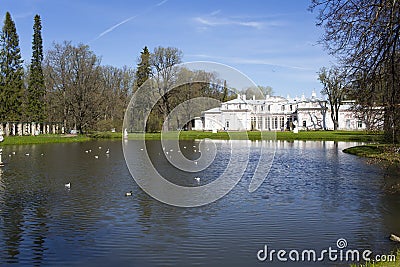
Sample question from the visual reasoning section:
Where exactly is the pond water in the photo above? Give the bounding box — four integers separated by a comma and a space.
0, 140, 399, 266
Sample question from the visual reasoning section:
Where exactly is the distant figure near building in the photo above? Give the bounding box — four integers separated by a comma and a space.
193, 92, 369, 132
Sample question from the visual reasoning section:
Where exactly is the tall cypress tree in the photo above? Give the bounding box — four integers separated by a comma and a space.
0, 12, 24, 121
26, 14, 46, 121
134, 46, 151, 90
134, 46, 152, 131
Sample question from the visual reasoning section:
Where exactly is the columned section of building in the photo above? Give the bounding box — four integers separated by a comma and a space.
196, 92, 368, 131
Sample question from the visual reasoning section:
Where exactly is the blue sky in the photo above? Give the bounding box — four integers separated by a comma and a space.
1, 0, 335, 97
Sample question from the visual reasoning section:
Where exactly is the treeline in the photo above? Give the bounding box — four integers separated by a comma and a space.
44, 41, 134, 133
0, 12, 133, 133
0, 12, 241, 133
132, 46, 237, 132
311, 0, 400, 143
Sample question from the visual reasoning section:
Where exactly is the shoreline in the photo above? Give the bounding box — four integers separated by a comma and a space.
0, 130, 383, 145
0, 134, 91, 145
343, 144, 400, 163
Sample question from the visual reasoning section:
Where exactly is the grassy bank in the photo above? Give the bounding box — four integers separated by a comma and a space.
343, 144, 400, 163
0, 134, 90, 145
125, 130, 383, 142
87, 131, 122, 139
275, 130, 382, 142
0, 130, 383, 145
350, 249, 400, 267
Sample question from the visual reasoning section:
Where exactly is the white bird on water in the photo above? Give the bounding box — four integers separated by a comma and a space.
65, 182, 71, 189
94, 155, 99, 159
105, 149, 110, 154
194, 177, 200, 183
125, 191, 133, 196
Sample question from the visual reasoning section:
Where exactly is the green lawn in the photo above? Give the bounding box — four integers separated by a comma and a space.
124, 130, 383, 142
276, 130, 382, 142
0, 130, 384, 145
343, 144, 400, 163
0, 134, 90, 145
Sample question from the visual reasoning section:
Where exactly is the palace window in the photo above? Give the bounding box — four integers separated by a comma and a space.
280, 117, 285, 128
303, 121, 307, 127
251, 117, 256, 130
274, 117, 278, 129
357, 120, 363, 128
281, 105, 285, 111
226, 121, 230, 129
346, 119, 351, 129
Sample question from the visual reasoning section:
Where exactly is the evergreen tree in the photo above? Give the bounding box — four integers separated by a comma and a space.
0, 12, 24, 121
222, 80, 228, 102
26, 14, 46, 121
133, 46, 152, 131
134, 46, 151, 90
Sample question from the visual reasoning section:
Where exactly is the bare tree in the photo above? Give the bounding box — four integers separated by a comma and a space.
318, 66, 347, 130
258, 85, 273, 97
44, 41, 105, 133
170, 68, 222, 130
150, 46, 183, 131
310, 0, 400, 142
349, 71, 385, 131
99, 65, 134, 131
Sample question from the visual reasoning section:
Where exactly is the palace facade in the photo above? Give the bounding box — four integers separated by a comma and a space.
193, 92, 366, 131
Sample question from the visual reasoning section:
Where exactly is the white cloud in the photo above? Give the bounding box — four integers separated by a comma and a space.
209, 10, 221, 16
96, 16, 137, 40
93, 0, 169, 41
194, 16, 264, 30
156, 0, 168, 7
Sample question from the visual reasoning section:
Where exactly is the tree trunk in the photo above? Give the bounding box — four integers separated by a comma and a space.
330, 104, 338, 130
335, 108, 339, 130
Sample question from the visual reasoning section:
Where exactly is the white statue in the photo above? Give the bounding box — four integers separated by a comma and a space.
293, 120, 299, 134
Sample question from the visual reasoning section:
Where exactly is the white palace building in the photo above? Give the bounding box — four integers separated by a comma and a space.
193, 92, 366, 131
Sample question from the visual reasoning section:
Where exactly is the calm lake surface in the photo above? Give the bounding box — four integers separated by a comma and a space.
0, 140, 399, 266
